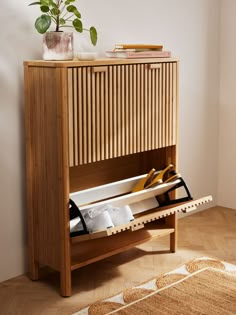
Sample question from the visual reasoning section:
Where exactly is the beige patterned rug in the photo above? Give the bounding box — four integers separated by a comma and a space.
73, 257, 236, 315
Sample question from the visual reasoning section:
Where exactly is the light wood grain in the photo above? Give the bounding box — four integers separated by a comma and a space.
70, 197, 212, 243
24, 65, 71, 295
1, 207, 236, 315
56, 67, 71, 297
24, 65, 40, 281
71, 223, 175, 269
24, 58, 179, 67
24, 58, 182, 296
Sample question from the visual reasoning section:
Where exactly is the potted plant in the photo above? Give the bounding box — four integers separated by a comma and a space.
29, 0, 97, 60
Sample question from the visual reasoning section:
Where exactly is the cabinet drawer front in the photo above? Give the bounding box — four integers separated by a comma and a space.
68, 62, 178, 166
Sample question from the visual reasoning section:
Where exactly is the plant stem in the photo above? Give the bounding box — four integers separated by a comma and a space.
47, 13, 57, 24
64, 14, 74, 21
56, 15, 60, 31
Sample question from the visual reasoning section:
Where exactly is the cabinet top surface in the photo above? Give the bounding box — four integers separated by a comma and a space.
24, 57, 179, 67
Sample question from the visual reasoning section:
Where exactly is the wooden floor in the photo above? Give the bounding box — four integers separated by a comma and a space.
1, 206, 236, 315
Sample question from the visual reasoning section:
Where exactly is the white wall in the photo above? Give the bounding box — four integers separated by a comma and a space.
218, 0, 236, 208
0, 0, 220, 282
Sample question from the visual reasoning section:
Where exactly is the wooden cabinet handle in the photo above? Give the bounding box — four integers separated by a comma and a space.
92, 66, 108, 73
148, 64, 161, 70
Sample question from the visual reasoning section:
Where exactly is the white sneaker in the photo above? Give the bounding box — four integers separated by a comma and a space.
84, 209, 114, 233
76, 204, 135, 233
108, 205, 134, 226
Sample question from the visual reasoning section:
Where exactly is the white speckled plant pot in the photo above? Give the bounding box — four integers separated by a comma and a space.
42, 32, 73, 60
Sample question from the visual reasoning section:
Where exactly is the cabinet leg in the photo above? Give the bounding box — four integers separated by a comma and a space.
28, 258, 40, 280
170, 232, 177, 252
166, 213, 177, 252
60, 269, 72, 297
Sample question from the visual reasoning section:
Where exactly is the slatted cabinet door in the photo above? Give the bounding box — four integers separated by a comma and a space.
68, 62, 178, 167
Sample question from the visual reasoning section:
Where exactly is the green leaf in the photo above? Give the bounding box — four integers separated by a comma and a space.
40, 5, 50, 12
74, 10, 81, 18
65, 0, 75, 4
29, 2, 41, 6
35, 14, 51, 34
73, 18, 83, 32
59, 18, 66, 25
49, 0, 58, 8
50, 7, 60, 15
66, 5, 79, 15
40, 0, 50, 6
90, 26, 97, 46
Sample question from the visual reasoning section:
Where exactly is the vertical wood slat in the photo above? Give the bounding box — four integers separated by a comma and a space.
125, 65, 129, 155
105, 68, 109, 160
144, 65, 148, 151
82, 68, 87, 164
169, 64, 174, 145
67, 69, 74, 167
140, 64, 145, 152
96, 71, 101, 161
121, 65, 125, 156
136, 64, 141, 153
87, 68, 92, 163
68, 62, 178, 166
113, 66, 117, 158
155, 68, 159, 149
158, 64, 162, 148
173, 62, 177, 145
151, 68, 155, 150
129, 65, 133, 155
109, 66, 113, 159
73, 69, 78, 166
166, 63, 169, 147
133, 65, 137, 153
100, 71, 105, 161
77, 68, 83, 165
91, 68, 96, 162
146, 65, 152, 150
162, 63, 166, 148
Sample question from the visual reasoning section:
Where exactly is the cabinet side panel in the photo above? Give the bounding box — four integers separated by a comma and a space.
25, 66, 69, 271
24, 65, 40, 279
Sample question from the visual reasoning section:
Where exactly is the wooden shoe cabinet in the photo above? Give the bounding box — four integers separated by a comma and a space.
24, 58, 212, 296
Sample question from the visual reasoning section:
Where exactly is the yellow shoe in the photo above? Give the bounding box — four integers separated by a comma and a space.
132, 168, 155, 192
164, 171, 181, 183
145, 164, 174, 189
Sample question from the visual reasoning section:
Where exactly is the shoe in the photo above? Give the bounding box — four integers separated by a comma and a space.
84, 209, 114, 233
108, 205, 134, 226
164, 170, 181, 183
132, 168, 156, 192
145, 164, 174, 189
132, 164, 175, 192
